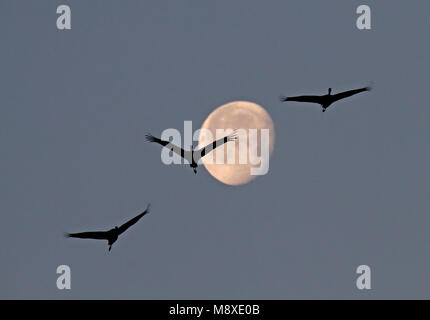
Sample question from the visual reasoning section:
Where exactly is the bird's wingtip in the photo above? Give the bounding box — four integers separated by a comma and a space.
64, 232, 71, 238
145, 134, 156, 142
228, 130, 238, 141
279, 95, 288, 102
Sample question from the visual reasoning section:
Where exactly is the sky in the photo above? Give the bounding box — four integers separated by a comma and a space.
0, 0, 429, 299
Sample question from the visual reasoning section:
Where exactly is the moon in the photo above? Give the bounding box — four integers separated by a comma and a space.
198, 101, 275, 186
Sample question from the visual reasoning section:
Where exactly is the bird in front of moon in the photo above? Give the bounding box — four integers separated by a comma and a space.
198, 101, 275, 186
145, 132, 237, 174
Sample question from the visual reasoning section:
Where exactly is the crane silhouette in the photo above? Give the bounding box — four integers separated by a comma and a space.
280, 86, 371, 112
145, 131, 237, 174
66, 204, 150, 251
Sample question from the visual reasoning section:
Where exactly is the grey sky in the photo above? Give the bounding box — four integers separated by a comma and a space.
0, 0, 429, 299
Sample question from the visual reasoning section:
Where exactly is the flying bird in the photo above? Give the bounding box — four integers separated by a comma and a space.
145, 131, 237, 174
66, 204, 150, 251
280, 86, 371, 112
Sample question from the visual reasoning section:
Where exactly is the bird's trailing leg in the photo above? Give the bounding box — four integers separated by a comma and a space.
108, 244, 112, 252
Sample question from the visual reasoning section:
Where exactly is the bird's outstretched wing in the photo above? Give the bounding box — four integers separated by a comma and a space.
118, 204, 150, 235
66, 231, 108, 240
145, 134, 189, 160
331, 86, 371, 102
195, 131, 237, 162
280, 95, 322, 104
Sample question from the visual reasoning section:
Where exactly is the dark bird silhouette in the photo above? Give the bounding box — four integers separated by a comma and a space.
66, 204, 150, 251
145, 131, 237, 174
280, 86, 371, 112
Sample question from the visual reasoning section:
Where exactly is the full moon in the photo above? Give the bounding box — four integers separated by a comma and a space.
198, 101, 275, 186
